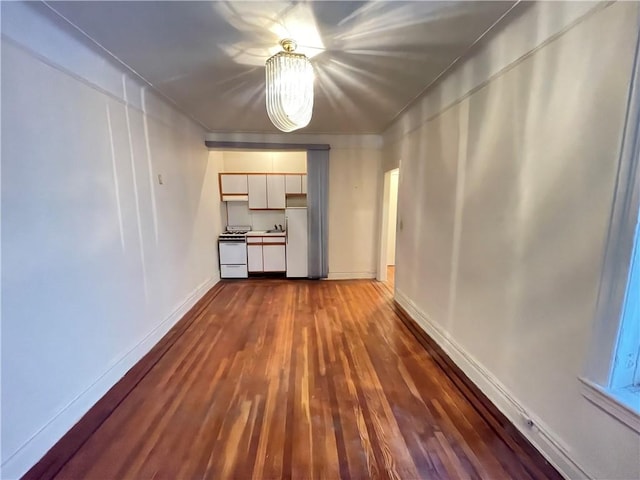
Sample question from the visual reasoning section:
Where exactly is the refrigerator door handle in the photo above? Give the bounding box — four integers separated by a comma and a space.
285, 216, 288, 244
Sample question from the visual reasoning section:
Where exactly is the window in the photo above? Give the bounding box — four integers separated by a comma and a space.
581, 38, 640, 431
610, 217, 640, 392
597, 212, 640, 426
582, 209, 640, 432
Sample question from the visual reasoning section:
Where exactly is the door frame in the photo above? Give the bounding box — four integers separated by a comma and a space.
377, 168, 399, 282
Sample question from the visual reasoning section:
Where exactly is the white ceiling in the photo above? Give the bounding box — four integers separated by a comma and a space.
47, 1, 517, 134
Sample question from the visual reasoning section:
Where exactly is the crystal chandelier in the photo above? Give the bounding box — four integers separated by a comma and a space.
265, 39, 314, 132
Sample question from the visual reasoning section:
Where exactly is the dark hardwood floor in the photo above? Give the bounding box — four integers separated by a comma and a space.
36, 279, 561, 480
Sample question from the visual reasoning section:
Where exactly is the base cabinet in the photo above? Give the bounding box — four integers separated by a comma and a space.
246, 237, 286, 273
263, 245, 286, 272
247, 245, 263, 272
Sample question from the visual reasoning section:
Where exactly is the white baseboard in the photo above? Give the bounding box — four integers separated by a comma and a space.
1, 276, 219, 480
395, 289, 591, 480
327, 271, 376, 280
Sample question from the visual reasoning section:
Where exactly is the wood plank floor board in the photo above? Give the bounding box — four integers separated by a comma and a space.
40, 279, 561, 480
387, 295, 560, 480
359, 287, 512, 480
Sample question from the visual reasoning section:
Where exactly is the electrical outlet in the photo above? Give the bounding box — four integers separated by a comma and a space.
521, 413, 538, 432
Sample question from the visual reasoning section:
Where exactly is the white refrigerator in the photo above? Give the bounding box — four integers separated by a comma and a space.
286, 207, 308, 278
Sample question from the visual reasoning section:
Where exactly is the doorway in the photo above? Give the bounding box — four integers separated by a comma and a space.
377, 168, 399, 286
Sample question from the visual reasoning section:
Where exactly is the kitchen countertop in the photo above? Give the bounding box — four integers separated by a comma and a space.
247, 231, 286, 237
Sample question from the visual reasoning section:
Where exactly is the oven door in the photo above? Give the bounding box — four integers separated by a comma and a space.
219, 241, 247, 265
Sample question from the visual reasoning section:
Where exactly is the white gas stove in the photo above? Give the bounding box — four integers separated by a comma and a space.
218, 226, 251, 278
219, 225, 251, 242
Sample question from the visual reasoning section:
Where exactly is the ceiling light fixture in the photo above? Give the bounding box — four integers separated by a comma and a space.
265, 39, 314, 132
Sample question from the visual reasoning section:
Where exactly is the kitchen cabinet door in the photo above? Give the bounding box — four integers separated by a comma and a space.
247, 245, 263, 272
301, 174, 307, 194
220, 174, 248, 194
248, 174, 267, 209
285, 175, 302, 194
263, 245, 286, 272
267, 175, 286, 209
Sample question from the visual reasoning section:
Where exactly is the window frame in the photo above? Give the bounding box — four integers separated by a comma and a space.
581, 26, 640, 432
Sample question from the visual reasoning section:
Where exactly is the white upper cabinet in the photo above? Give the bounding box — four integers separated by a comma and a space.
248, 174, 267, 209
220, 174, 248, 194
267, 175, 286, 209
285, 175, 302, 194
221, 172, 306, 208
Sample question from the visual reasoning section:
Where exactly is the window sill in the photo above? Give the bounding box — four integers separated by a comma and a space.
580, 377, 640, 433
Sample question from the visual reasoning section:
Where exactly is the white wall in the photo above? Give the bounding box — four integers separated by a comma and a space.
221, 150, 307, 173
225, 203, 286, 232
383, 1, 609, 166
328, 146, 381, 278
383, 2, 640, 479
1, 3, 222, 478
206, 133, 383, 278
209, 150, 228, 234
